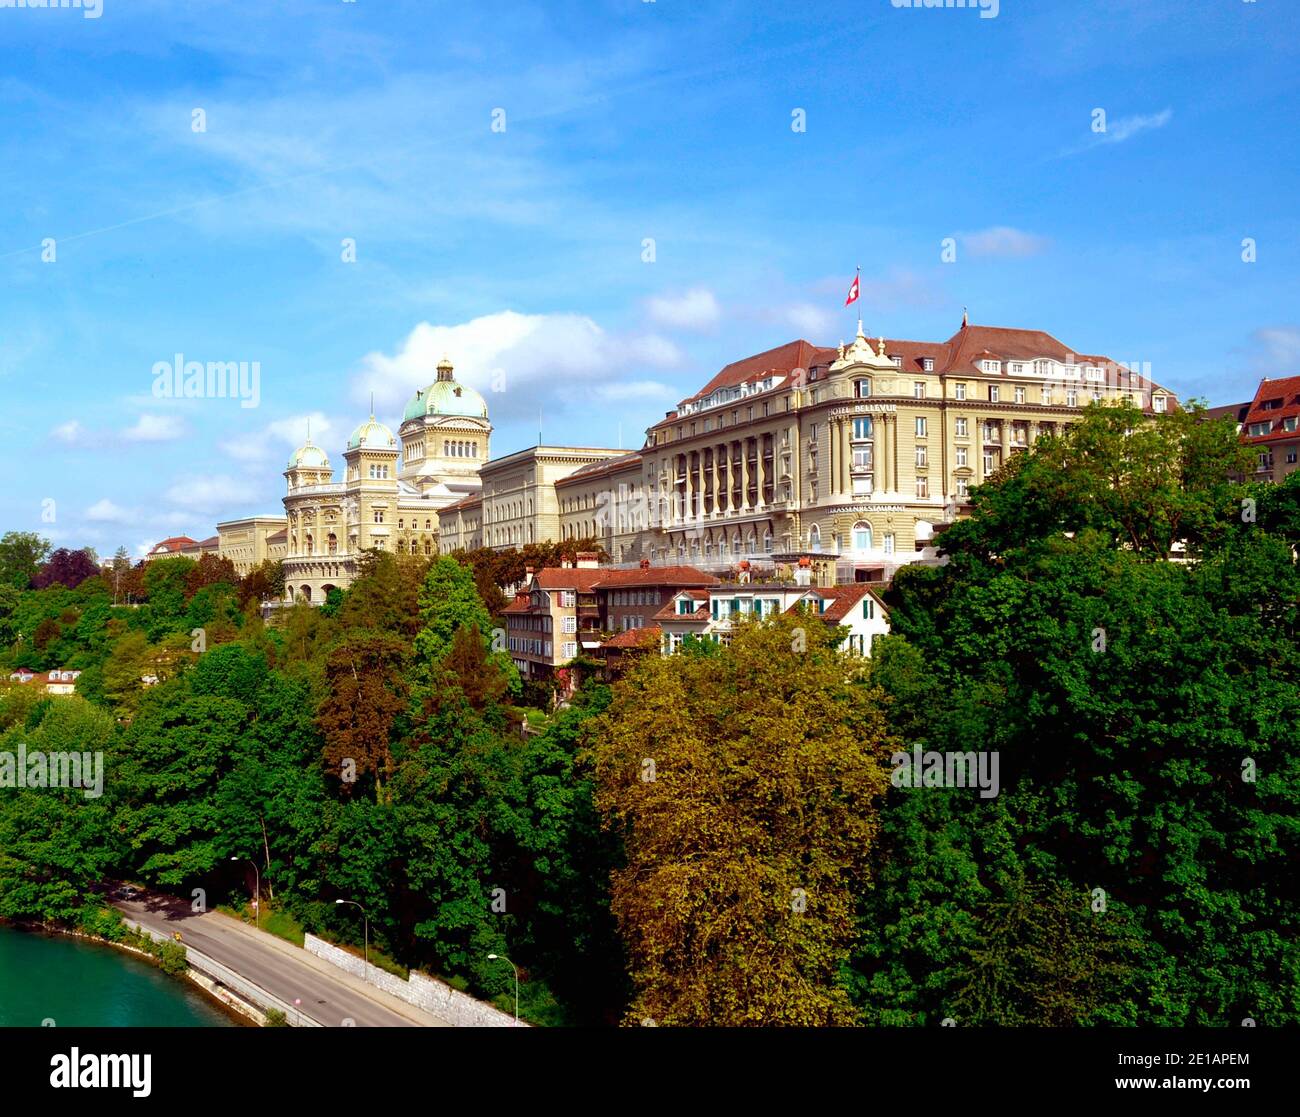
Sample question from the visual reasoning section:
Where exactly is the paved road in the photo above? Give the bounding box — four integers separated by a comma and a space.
112, 892, 448, 1028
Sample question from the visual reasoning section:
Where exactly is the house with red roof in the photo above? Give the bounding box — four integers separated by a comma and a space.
1240, 376, 1300, 483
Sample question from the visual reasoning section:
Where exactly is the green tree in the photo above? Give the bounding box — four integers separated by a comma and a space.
0, 531, 50, 589
591, 614, 891, 1025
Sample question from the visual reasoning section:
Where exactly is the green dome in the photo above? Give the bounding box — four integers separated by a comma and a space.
347, 416, 397, 451
288, 441, 330, 469
402, 356, 489, 422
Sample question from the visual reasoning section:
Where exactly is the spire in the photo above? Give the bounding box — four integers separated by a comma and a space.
962, 306, 969, 329
369, 391, 375, 420
306, 416, 311, 443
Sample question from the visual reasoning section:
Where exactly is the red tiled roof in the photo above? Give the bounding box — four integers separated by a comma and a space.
555, 452, 643, 486
653, 590, 710, 622
150, 536, 197, 553
440, 493, 483, 513
592, 565, 718, 590
681, 339, 832, 409
1205, 402, 1251, 425
531, 568, 607, 592
814, 585, 887, 623
604, 626, 662, 650
1242, 376, 1300, 444
651, 321, 1175, 433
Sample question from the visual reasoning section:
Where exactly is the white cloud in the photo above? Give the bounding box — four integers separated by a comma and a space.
51, 420, 85, 444
1248, 326, 1300, 374
163, 474, 249, 512
645, 288, 721, 332
352, 311, 684, 423
85, 499, 131, 523
594, 380, 677, 402
123, 413, 186, 442
781, 303, 833, 337
1101, 109, 1173, 145
960, 227, 1050, 259
221, 412, 336, 464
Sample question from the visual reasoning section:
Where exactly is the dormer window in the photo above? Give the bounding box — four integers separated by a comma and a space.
923, 358, 935, 372
982, 360, 1000, 374
1034, 359, 1053, 376
891, 355, 903, 368
1010, 362, 1025, 374
1153, 396, 1167, 414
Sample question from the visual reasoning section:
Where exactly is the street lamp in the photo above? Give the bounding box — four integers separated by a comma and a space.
230, 857, 260, 929
335, 899, 369, 980
487, 953, 519, 1024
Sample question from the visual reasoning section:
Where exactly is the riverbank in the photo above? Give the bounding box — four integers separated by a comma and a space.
0, 920, 250, 1024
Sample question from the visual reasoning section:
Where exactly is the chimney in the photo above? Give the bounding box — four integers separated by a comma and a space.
575, 551, 599, 569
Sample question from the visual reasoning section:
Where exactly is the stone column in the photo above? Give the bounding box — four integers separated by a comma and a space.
717, 444, 728, 514
740, 439, 751, 511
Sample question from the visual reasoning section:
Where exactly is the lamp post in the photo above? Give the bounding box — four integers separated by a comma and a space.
335, 899, 369, 980
230, 857, 260, 928
487, 953, 519, 1024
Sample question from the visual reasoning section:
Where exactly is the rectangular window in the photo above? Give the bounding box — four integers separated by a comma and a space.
923, 358, 934, 372
915, 417, 927, 436
915, 446, 927, 467
983, 452, 995, 474
916, 477, 928, 498
954, 383, 966, 401
563, 642, 577, 659
1067, 389, 1078, 407
956, 478, 969, 497
1154, 396, 1167, 413
1042, 386, 1053, 404
955, 417, 968, 437
913, 381, 925, 399
1014, 387, 1026, 404
562, 616, 576, 634
852, 418, 872, 439
989, 386, 1000, 403
560, 591, 575, 607
883, 534, 895, 554
956, 447, 967, 467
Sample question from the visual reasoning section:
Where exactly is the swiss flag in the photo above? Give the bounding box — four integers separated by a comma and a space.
844, 272, 860, 307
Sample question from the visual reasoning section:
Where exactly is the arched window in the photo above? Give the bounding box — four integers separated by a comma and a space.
443, 440, 449, 455
424, 539, 432, 555
809, 525, 821, 552
745, 531, 756, 554
852, 521, 872, 551
327, 532, 337, 555
763, 529, 773, 553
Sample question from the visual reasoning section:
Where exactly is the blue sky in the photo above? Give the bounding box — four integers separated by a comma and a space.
2, 0, 1298, 556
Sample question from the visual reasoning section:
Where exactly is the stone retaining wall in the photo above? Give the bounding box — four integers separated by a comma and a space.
303, 934, 524, 1027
